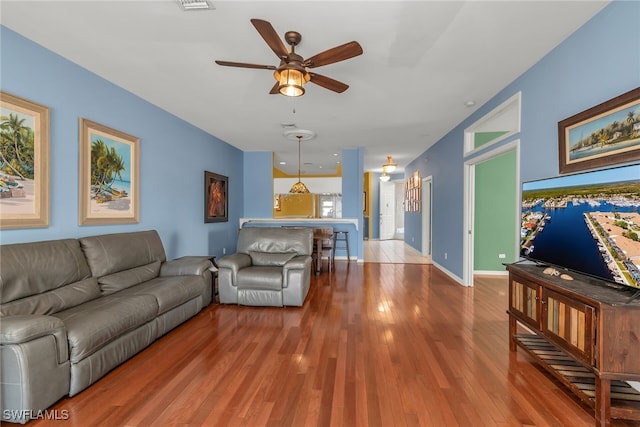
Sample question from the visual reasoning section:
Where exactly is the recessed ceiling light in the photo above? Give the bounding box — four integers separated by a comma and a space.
279, 161, 286, 165
177, 0, 214, 11
333, 153, 338, 157
465, 100, 476, 107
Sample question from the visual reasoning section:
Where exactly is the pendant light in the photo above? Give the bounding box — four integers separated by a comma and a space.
382, 155, 397, 173
289, 135, 310, 193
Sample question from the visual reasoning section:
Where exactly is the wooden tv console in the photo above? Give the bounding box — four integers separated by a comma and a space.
506, 262, 640, 427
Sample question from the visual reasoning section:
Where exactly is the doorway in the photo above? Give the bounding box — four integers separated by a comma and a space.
463, 141, 519, 286
379, 181, 395, 240
421, 176, 432, 256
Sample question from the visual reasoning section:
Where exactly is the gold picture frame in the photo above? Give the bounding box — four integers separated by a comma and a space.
79, 118, 139, 225
0, 91, 50, 229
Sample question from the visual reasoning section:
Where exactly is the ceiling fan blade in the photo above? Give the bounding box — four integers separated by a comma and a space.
304, 41, 363, 68
251, 19, 289, 59
269, 82, 280, 94
309, 73, 349, 93
214, 60, 276, 70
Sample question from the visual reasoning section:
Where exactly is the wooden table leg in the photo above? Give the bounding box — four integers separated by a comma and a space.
508, 315, 517, 352
315, 238, 322, 275
595, 377, 611, 427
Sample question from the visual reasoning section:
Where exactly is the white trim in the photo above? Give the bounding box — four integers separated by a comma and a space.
464, 92, 521, 156
421, 176, 433, 257
463, 140, 520, 287
432, 261, 465, 286
474, 270, 509, 276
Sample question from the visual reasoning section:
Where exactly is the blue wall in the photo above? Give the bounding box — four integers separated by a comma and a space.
403, 1, 640, 281
0, 26, 244, 259
243, 151, 273, 219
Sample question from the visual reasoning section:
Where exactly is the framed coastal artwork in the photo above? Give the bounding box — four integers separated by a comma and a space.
79, 118, 139, 225
204, 170, 228, 223
0, 91, 50, 229
558, 86, 640, 173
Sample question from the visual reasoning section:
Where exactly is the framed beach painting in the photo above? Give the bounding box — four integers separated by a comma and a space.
204, 170, 228, 223
558, 86, 640, 173
0, 91, 50, 229
79, 118, 139, 225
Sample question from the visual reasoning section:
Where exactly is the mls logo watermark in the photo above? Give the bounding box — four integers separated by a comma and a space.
3, 409, 69, 421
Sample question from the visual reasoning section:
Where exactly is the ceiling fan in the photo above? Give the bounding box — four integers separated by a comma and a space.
215, 19, 363, 97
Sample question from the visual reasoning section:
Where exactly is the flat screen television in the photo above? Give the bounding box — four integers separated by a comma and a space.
520, 163, 640, 292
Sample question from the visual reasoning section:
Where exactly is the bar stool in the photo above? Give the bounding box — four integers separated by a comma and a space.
332, 230, 350, 263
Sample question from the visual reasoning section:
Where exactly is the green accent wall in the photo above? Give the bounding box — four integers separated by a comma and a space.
474, 149, 517, 271
474, 131, 509, 149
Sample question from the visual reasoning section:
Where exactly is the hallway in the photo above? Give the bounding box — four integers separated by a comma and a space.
363, 239, 431, 264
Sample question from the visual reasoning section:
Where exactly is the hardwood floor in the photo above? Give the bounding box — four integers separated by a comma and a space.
21, 262, 638, 426
363, 239, 431, 264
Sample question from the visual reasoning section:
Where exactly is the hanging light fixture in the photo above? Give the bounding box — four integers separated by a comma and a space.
382, 155, 397, 173
274, 64, 310, 97
379, 172, 390, 182
289, 135, 310, 193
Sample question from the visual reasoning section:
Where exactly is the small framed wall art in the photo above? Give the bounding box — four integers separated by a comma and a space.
204, 170, 228, 222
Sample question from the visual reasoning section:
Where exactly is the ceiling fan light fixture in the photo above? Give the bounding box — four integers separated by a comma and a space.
382, 155, 397, 173
274, 65, 310, 97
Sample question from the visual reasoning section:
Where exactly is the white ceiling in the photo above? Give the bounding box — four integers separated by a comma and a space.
0, 0, 608, 175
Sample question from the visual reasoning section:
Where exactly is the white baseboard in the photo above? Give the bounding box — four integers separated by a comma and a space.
431, 261, 465, 286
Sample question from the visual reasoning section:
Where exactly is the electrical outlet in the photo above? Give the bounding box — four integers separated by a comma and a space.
411, 236, 414, 242
222, 247, 226, 255
498, 253, 506, 259
444, 252, 447, 260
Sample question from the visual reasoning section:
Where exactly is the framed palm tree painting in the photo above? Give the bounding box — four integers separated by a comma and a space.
79, 118, 139, 225
558, 86, 640, 173
0, 91, 50, 229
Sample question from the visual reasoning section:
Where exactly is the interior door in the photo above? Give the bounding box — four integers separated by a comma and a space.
379, 181, 395, 240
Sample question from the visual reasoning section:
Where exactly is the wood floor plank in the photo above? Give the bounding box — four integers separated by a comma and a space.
13, 261, 640, 427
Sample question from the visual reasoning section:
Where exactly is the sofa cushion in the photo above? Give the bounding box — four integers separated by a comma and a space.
249, 252, 296, 267
115, 275, 205, 314
237, 267, 283, 291
53, 294, 158, 363
0, 239, 92, 305
0, 277, 101, 316
98, 261, 161, 295
79, 230, 166, 278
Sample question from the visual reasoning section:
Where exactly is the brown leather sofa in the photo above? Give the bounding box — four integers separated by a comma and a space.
0, 230, 212, 424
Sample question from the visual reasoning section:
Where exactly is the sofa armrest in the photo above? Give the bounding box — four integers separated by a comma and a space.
217, 253, 251, 283
0, 315, 68, 364
160, 256, 212, 277
283, 255, 310, 271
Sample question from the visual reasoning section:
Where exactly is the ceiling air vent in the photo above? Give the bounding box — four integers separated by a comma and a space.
177, 0, 214, 11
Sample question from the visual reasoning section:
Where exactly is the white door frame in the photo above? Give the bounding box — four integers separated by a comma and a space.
421, 176, 432, 256
463, 140, 520, 287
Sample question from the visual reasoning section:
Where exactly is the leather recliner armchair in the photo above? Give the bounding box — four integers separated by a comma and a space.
217, 227, 313, 307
